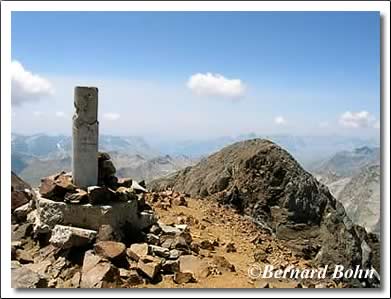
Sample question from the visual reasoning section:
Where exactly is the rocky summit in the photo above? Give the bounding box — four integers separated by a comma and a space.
150, 139, 380, 284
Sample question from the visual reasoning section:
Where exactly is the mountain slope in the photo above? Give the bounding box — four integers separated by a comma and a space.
337, 164, 380, 234
150, 139, 380, 278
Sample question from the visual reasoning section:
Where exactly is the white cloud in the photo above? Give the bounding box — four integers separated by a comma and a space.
55, 111, 66, 118
339, 111, 374, 128
373, 120, 380, 129
103, 112, 121, 121
187, 72, 246, 99
33, 111, 43, 117
11, 60, 54, 106
274, 116, 286, 125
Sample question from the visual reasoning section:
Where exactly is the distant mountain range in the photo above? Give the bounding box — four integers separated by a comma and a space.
314, 146, 381, 234
12, 132, 379, 188
11, 133, 196, 186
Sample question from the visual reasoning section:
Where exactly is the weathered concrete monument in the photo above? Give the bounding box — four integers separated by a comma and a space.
72, 87, 99, 187
32, 86, 156, 241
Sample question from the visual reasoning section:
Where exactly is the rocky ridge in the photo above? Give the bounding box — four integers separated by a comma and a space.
149, 139, 381, 285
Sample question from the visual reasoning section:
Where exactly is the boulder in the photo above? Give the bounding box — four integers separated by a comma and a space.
94, 241, 126, 260
137, 255, 162, 280
49, 225, 97, 249
179, 255, 211, 279
39, 172, 76, 200
80, 250, 120, 288
12, 267, 48, 288
127, 243, 149, 262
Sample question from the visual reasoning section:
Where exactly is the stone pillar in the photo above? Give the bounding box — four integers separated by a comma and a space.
72, 87, 99, 187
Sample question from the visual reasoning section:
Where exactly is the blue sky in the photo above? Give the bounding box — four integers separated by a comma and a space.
11, 11, 380, 140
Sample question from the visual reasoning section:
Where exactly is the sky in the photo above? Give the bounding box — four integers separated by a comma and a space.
11, 11, 380, 140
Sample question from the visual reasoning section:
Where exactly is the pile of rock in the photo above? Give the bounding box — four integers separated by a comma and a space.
149, 190, 189, 210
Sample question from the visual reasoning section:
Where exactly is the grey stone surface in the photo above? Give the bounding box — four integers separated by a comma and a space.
72, 86, 99, 188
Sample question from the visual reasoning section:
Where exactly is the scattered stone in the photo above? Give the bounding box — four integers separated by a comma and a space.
179, 255, 211, 279
225, 242, 237, 253
161, 259, 180, 274
94, 241, 126, 260
11, 260, 22, 269
212, 256, 236, 273
25, 260, 52, 276
200, 240, 215, 251
71, 271, 81, 288
131, 180, 147, 193
49, 225, 97, 249
16, 249, 34, 264
117, 178, 133, 188
173, 272, 196, 284
149, 224, 162, 235
116, 187, 137, 202
64, 189, 88, 204
97, 224, 120, 242
13, 202, 32, 221
172, 236, 189, 250
146, 233, 160, 245
11, 241, 22, 259
172, 195, 188, 207
11, 190, 32, 210
137, 255, 162, 280
119, 269, 144, 285
169, 249, 182, 260
149, 245, 170, 258
39, 172, 76, 201
190, 242, 200, 254
80, 250, 120, 288
87, 186, 115, 204
12, 223, 33, 242
127, 243, 149, 261
12, 267, 48, 288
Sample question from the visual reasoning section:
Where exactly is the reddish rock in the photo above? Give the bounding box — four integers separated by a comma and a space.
127, 243, 149, 262
94, 241, 126, 260
137, 255, 161, 280
11, 191, 31, 210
